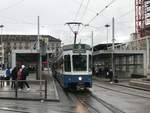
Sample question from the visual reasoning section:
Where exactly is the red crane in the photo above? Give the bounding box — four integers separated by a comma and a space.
135, 0, 150, 38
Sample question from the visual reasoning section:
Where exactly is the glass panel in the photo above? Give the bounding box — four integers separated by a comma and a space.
64, 55, 71, 72
73, 55, 87, 71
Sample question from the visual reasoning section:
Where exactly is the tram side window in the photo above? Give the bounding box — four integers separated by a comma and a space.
89, 55, 92, 71
64, 55, 71, 72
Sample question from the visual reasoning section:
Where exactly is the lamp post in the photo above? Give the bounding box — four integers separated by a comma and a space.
105, 24, 110, 50
112, 17, 118, 83
0, 25, 4, 67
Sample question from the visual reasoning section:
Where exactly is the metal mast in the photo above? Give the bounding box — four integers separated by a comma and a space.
135, 0, 145, 37
135, 0, 150, 37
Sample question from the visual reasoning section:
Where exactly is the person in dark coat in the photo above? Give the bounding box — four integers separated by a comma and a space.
5, 67, 11, 85
109, 68, 113, 82
11, 66, 19, 89
21, 65, 30, 90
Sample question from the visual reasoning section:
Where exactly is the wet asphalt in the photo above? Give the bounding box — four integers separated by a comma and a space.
0, 77, 150, 113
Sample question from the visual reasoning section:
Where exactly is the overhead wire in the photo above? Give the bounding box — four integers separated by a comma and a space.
80, 0, 90, 21
0, 15, 64, 28
87, 0, 117, 24
78, 0, 117, 34
74, 0, 85, 21
71, 0, 96, 14
0, 0, 25, 12
83, 7, 134, 32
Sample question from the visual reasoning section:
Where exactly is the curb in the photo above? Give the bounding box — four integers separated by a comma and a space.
114, 83, 150, 92
52, 79, 59, 101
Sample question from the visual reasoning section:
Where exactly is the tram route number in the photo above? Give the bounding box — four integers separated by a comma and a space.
73, 44, 86, 53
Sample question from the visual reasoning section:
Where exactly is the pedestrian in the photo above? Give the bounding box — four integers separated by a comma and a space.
109, 68, 113, 82
5, 67, 11, 85
21, 65, 30, 90
17, 66, 23, 90
11, 66, 19, 89
104, 67, 109, 78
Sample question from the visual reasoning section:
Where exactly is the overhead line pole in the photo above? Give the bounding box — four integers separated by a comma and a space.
112, 17, 115, 83
112, 17, 118, 83
38, 16, 42, 96
91, 31, 94, 76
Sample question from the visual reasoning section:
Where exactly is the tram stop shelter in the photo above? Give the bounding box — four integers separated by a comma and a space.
93, 49, 147, 78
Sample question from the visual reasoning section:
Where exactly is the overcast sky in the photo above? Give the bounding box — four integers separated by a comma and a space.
0, 0, 134, 46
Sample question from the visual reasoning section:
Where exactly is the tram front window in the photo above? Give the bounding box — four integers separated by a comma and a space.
64, 55, 71, 72
73, 55, 87, 71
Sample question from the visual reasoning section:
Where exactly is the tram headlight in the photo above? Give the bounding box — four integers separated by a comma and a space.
78, 76, 82, 81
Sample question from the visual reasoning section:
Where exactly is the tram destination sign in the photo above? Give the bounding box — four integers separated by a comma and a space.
73, 44, 86, 53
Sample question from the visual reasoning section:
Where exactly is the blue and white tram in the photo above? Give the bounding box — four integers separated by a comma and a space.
53, 44, 92, 89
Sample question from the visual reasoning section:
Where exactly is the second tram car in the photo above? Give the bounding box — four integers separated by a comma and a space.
53, 44, 92, 89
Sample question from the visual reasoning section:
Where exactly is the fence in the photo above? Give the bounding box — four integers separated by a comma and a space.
0, 80, 47, 100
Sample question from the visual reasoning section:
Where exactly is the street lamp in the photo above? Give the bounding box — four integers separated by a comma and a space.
0, 25, 4, 44
0, 25, 4, 67
105, 24, 110, 50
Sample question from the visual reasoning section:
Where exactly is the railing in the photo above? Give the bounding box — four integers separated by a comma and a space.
0, 80, 47, 100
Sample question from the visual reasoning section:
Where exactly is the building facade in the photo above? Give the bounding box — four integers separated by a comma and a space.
93, 42, 147, 78
0, 34, 61, 68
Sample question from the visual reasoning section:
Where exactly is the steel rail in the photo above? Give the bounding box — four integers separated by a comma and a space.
94, 83, 150, 100
90, 93, 125, 113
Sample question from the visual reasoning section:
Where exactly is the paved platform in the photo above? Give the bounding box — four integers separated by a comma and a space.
93, 76, 150, 91
129, 78, 150, 90
0, 71, 59, 101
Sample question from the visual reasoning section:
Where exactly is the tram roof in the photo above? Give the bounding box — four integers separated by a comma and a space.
63, 44, 91, 51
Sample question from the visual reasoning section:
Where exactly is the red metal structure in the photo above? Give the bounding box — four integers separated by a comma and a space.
135, 0, 145, 37
135, 0, 150, 38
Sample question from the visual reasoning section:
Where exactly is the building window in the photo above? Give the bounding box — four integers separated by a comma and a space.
19, 42, 22, 49
25, 42, 29, 49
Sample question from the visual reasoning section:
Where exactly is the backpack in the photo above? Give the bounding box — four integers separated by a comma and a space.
22, 68, 29, 76
6, 69, 11, 77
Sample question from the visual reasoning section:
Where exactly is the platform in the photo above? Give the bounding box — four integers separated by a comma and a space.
93, 76, 150, 91
0, 71, 59, 101
129, 78, 150, 90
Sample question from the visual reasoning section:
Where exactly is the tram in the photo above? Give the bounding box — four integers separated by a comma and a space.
52, 44, 92, 89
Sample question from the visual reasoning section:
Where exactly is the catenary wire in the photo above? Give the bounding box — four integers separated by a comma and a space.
0, 0, 25, 12
80, 0, 90, 21
78, 0, 118, 33
87, 0, 117, 24
71, 0, 96, 14
74, 0, 85, 21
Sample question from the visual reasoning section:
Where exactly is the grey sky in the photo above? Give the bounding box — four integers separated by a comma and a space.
0, 0, 134, 45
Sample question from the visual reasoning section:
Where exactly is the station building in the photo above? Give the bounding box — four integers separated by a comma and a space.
0, 34, 61, 69
93, 36, 150, 78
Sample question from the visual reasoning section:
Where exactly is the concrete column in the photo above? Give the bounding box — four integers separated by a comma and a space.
11, 50, 16, 69
146, 37, 149, 75
143, 52, 147, 75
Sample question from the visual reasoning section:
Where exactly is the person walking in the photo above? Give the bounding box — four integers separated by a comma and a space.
109, 68, 113, 82
5, 67, 11, 85
11, 66, 19, 89
21, 65, 30, 90
17, 66, 23, 90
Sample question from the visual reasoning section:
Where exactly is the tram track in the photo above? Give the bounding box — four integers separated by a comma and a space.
77, 96, 101, 113
93, 82, 150, 99
65, 90, 125, 113
90, 93, 125, 113
65, 90, 101, 113
56, 77, 126, 113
